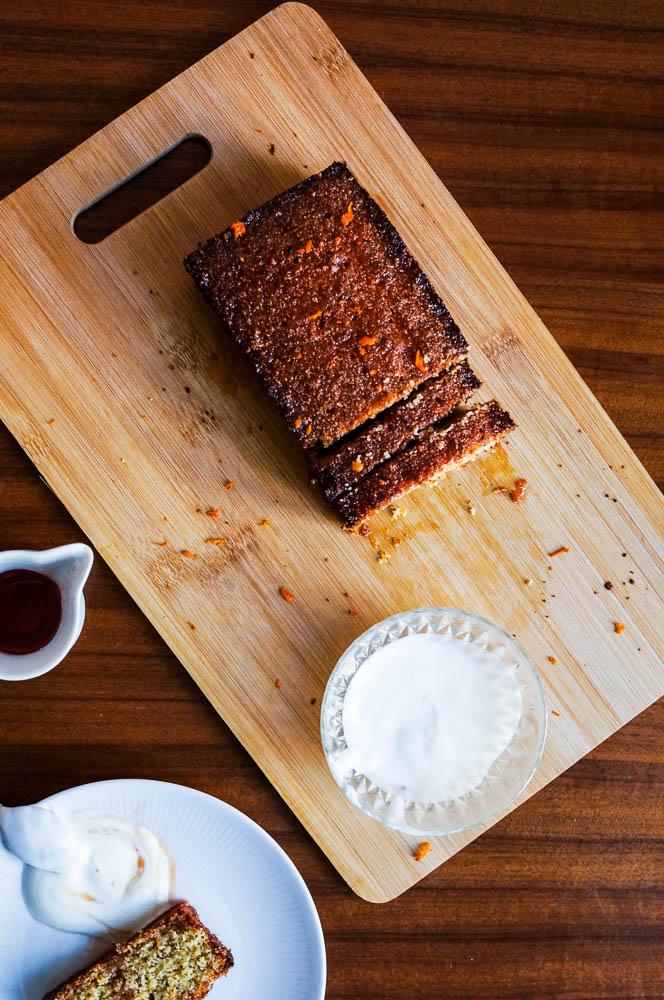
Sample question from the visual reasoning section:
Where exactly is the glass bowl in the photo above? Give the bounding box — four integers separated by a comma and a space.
320, 607, 547, 836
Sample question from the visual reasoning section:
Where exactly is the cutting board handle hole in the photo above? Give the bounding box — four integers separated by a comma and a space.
72, 134, 212, 244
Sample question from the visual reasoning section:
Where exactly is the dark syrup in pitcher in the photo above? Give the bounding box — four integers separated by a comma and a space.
0, 569, 62, 654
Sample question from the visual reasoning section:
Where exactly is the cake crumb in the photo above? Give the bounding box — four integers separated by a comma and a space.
275, 677, 281, 688
206, 508, 220, 518
205, 537, 226, 547
413, 842, 431, 862
260, 518, 271, 526
377, 548, 391, 564
155, 540, 169, 547
280, 586, 294, 602
511, 478, 528, 503
47, 417, 56, 425
467, 501, 476, 516
388, 505, 405, 520
181, 550, 198, 559
224, 480, 234, 490
551, 710, 560, 717
348, 609, 357, 616
604, 581, 613, 590
548, 656, 557, 664
614, 621, 626, 634
188, 621, 196, 630
310, 697, 317, 705
524, 578, 532, 586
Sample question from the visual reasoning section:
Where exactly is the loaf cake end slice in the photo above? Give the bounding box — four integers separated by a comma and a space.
333, 400, 515, 530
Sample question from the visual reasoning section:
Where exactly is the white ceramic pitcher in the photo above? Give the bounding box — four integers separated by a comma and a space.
0, 544, 93, 681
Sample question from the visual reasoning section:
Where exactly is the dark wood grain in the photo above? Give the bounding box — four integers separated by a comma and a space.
1, 2, 662, 997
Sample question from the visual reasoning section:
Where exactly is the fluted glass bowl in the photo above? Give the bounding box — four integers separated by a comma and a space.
321, 607, 547, 836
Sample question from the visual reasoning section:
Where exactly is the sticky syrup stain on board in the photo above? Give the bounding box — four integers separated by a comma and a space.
477, 444, 515, 493
353, 445, 517, 555
205, 344, 241, 397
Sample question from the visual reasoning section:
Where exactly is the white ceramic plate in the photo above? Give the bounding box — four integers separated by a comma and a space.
0, 779, 326, 999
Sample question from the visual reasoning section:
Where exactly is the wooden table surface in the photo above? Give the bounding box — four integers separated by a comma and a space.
1, 2, 662, 997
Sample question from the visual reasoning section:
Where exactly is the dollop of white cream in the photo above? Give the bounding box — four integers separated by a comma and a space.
334, 632, 522, 803
1, 804, 80, 872
2, 807, 173, 937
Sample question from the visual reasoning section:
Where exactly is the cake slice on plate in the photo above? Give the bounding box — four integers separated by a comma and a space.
44, 901, 233, 1000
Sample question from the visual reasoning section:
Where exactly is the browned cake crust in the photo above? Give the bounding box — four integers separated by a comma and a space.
333, 400, 515, 530
184, 162, 467, 449
44, 901, 233, 1000
309, 360, 480, 499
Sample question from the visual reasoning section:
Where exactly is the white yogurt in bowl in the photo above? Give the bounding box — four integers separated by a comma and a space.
321, 608, 547, 836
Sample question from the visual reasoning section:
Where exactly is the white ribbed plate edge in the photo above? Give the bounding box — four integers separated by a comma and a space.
0, 779, 326, 1000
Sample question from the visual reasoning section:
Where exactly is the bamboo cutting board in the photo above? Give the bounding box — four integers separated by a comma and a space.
1, 2, 663, 903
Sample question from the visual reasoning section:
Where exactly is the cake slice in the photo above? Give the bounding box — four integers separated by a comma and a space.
184, 161, 467, 450
44, 901, 233, 1000
333, 400, 515, 530
309, 360, 480, 500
